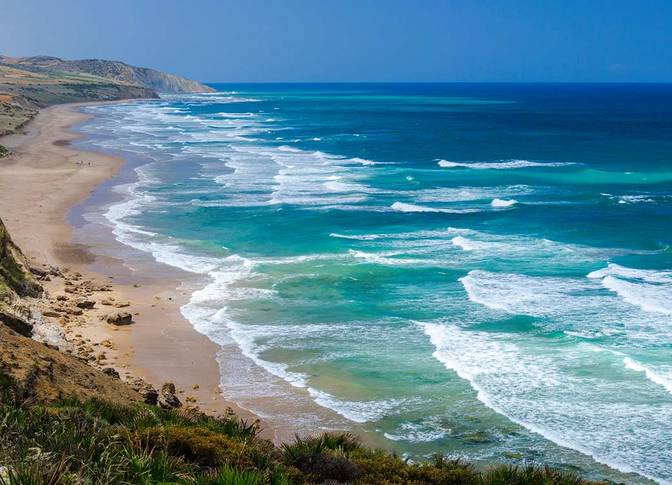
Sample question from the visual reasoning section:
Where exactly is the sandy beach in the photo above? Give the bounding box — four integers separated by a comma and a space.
0, 102, 281, 438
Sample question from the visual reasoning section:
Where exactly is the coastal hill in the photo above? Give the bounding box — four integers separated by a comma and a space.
0, 55, 215, 95
0, 54, 212, 137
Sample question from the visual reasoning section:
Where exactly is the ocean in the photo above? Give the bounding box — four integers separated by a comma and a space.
75, 84, 672, 484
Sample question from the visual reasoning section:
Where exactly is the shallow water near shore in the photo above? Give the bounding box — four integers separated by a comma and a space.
74, 84, 672, 484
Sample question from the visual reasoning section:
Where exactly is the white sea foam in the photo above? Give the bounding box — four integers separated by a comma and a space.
390, 202, 479, 213
459, 270, 597, 316
623, 357, 672, 395
450, 236, 485, 251
458, 268, 672, 345
602, 193, 662, 205
437, 159, 573, 170
349, 157, 377, 166
310, 390, 407, 423
588, 263, 672, 315
329, 232, 382, 241
490, 198, 518, 208
384, 418, 449, 443
172, 248, 406, 424
422, 322, 672, 483
415, 185, 533, 203
391, 202, 439, 212
346, 249, 436, 266
323, 180, 361, 192
332, 227, 621, 271
277, 145, 302, 153
220, 320, 409, 423
184, 137, 376, 207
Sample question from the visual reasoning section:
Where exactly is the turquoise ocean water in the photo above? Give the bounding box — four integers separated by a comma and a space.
77, 84, 672, 483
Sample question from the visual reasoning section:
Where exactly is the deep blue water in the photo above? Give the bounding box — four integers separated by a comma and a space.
78, 84, 672, 483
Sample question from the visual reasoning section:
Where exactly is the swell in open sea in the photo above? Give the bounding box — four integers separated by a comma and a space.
71, 84, 672, 484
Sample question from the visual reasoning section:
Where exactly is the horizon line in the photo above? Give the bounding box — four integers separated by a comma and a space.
202, 80, 672, 85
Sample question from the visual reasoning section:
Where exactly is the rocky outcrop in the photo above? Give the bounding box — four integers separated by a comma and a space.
102, 367, 120, 379
0, 308, 33, 337
132, 380, 159, 405
158, 382, 182, 409
0, 55, 213, 94
104, 311, 133, 326
76, 299, 96, 309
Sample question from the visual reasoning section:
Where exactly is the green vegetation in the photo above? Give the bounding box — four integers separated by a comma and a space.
0, 145, 9, 158
0, 371, 599, 485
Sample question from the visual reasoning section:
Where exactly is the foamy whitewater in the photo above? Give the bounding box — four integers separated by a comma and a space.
75, 84, 672, 484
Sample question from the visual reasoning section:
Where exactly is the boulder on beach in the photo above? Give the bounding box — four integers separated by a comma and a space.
142, 387, 159, 405
102, 367, 120, 379
131, 378, 159, 405
76, 299, 96, 309
158, 382, 182, 409
104, 312, 133, 325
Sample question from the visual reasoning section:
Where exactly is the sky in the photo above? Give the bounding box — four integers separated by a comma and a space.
1, 0, 671, 83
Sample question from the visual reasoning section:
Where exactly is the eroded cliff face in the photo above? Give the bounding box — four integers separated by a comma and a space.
0, 217, 42, 337
0, 217, 41, 300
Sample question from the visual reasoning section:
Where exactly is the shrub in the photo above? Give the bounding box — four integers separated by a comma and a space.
282, 434, 360, 483
196, 465, 264, 485
482, 464, 587, 485
137, 425, 254, 469
0, 456, 68, 485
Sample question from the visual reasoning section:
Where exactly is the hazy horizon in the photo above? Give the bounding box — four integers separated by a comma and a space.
2, 0, 671, 83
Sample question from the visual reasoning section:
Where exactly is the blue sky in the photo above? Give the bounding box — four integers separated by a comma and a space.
2, 0, 671, 82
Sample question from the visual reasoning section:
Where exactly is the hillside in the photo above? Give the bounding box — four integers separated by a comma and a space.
0, 55, 214, 95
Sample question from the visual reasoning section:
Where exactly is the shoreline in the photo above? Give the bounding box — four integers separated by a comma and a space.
0, 102, 284, 439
